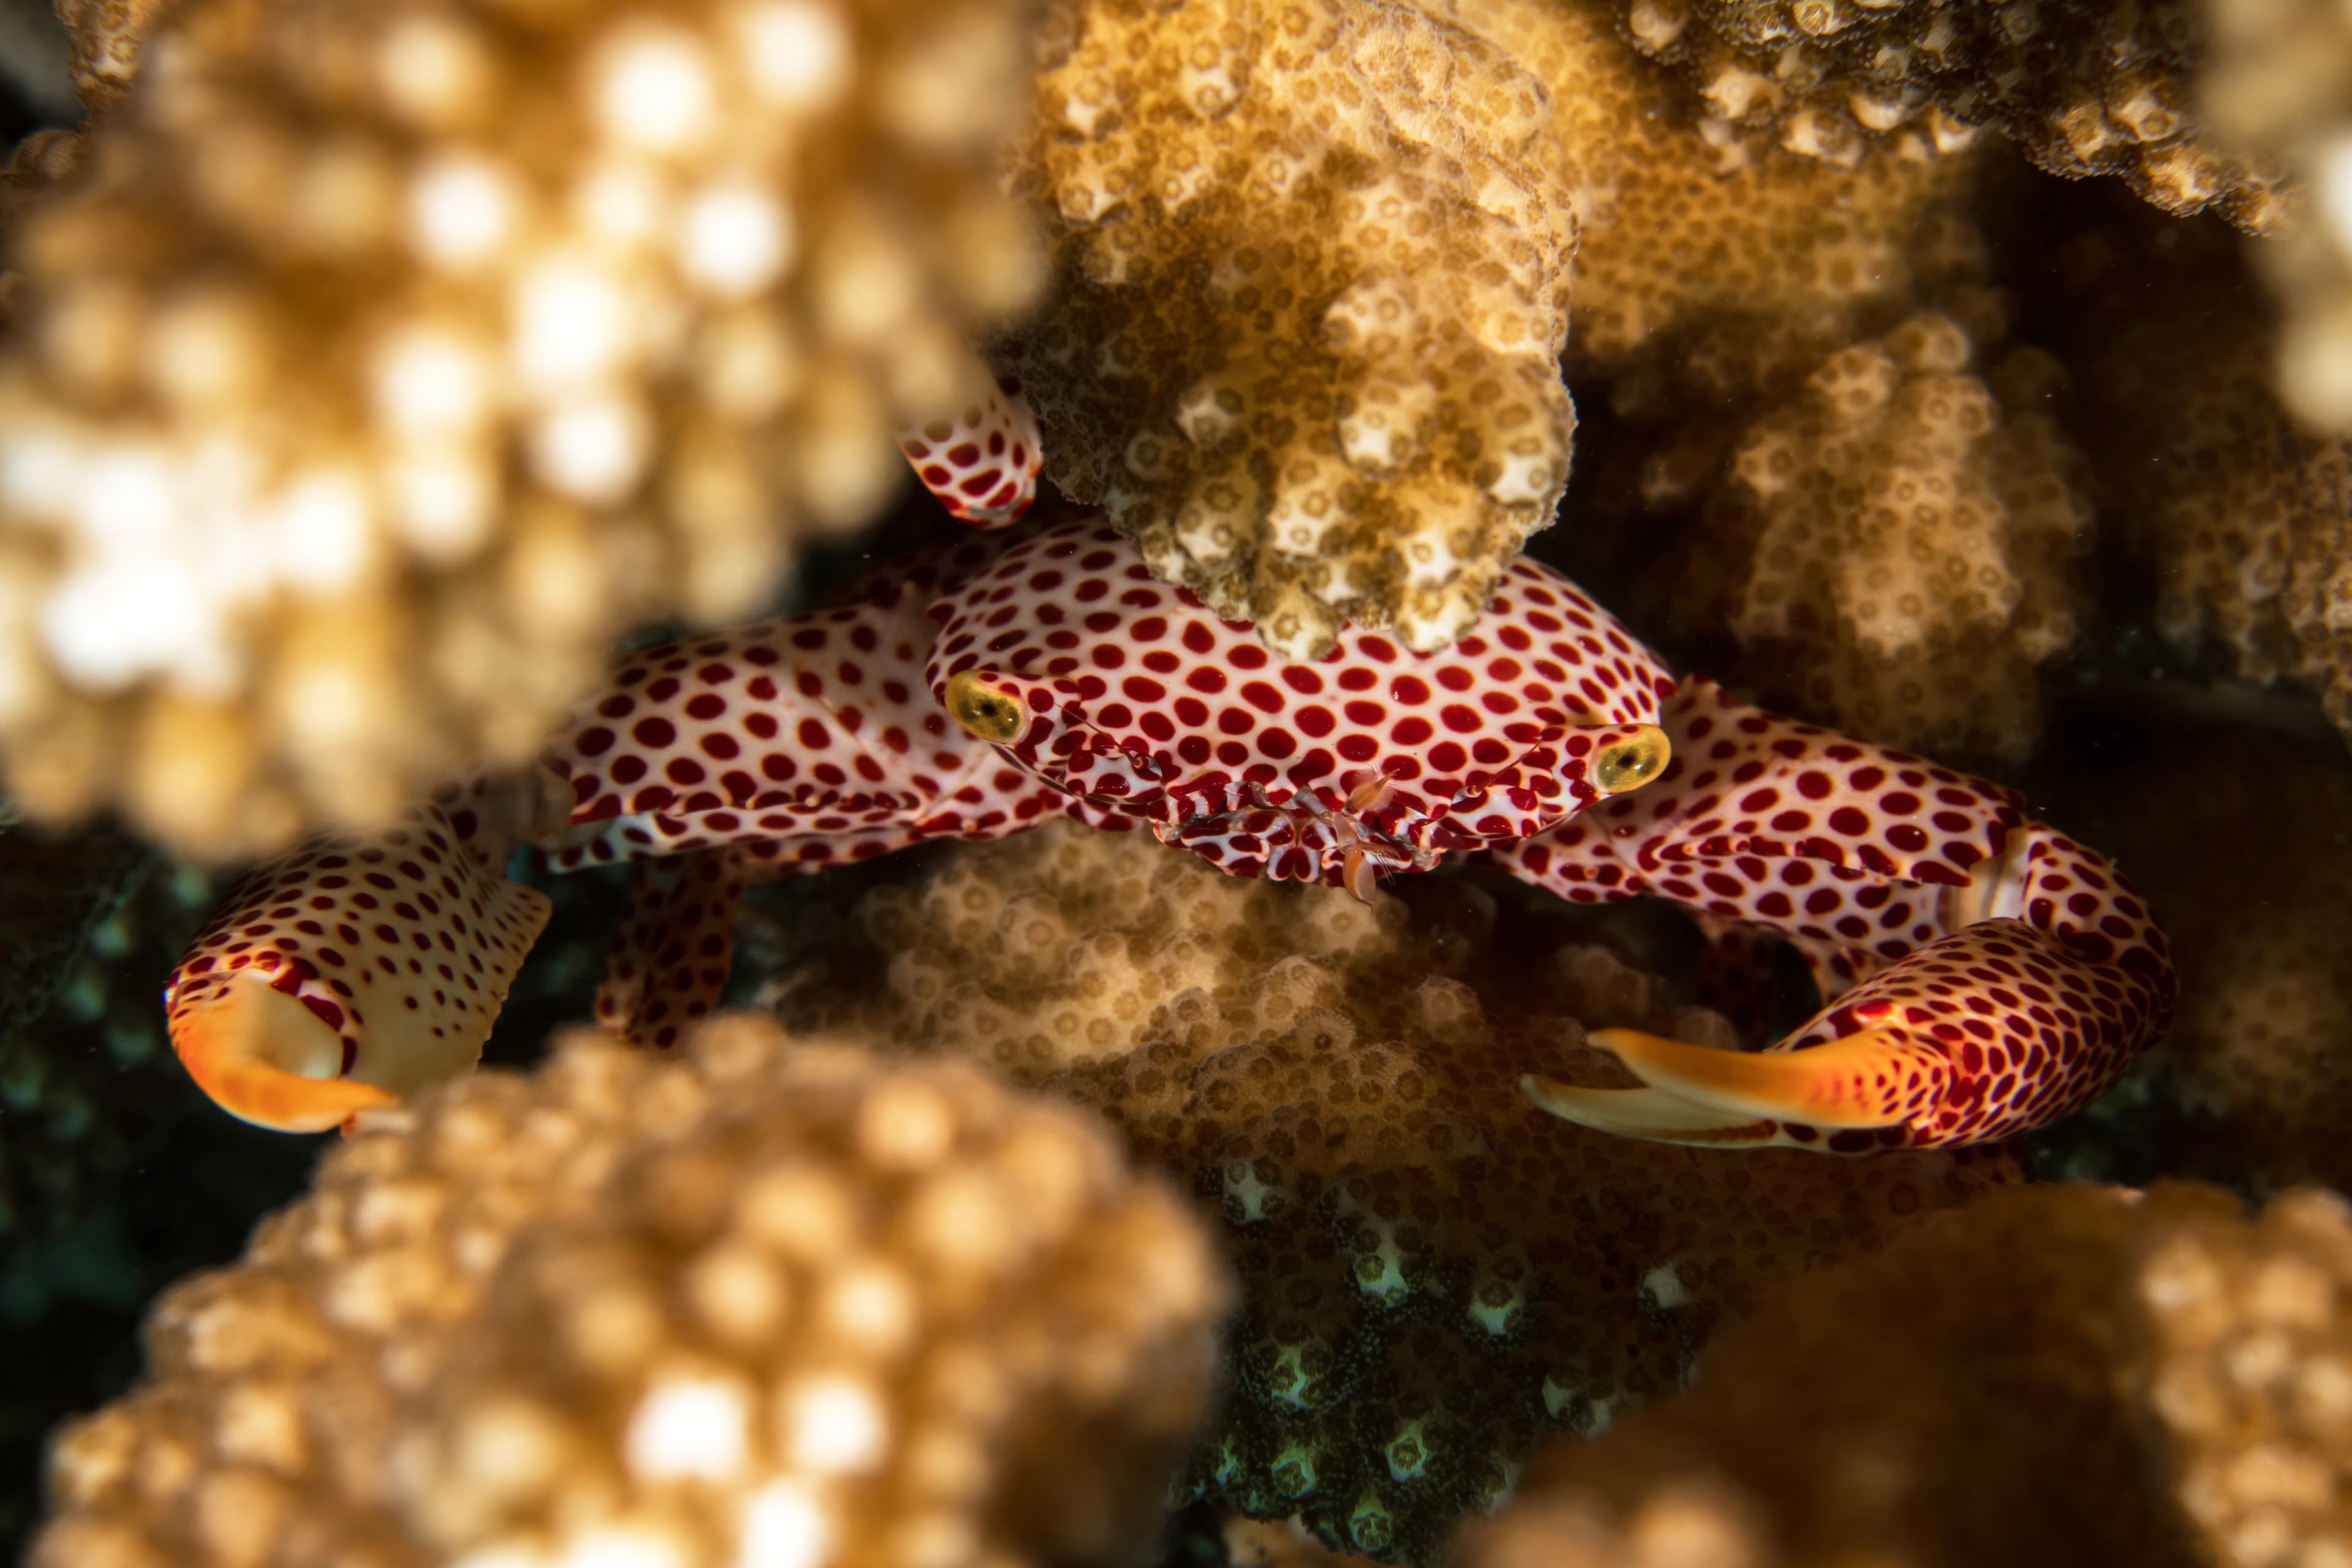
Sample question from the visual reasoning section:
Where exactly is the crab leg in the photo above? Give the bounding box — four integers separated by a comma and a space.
1496, 679, 2175, 1151
163, 417, 1052, 1128
893, 370, 1043, 528
160, 779, 561, 1132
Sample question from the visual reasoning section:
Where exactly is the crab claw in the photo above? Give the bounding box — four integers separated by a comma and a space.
170, 973, 400, 1134
1521, 1026, 1953, 1148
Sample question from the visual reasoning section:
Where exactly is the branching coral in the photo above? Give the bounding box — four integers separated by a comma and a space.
1453, 0, 1973, 369
1457, 1182, 2352, 1568
1626, 306, 2093, 758
1624, 0, 2283, 234
1004, 0, 1578, 659
772, 822, 2010, 1562
30, 1019, 1227, 1568
2056, 208, 2352, 736
1000, 0, 1963, 660
0, 0, 1042, 859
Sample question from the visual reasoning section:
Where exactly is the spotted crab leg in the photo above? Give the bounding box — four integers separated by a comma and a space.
1494, 679, 2176, 1152
893, 369, 1043, 528
162, 413, 1052, 1128
160, 775, 564, 1132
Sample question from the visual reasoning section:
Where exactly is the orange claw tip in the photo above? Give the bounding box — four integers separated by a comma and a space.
1583, 1026, 1943, 1131
168, 976, 399, 1134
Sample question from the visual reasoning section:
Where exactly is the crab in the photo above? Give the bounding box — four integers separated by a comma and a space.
161, 379, 2174, 1152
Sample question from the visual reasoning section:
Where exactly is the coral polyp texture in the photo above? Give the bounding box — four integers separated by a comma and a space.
774, 822, 2010, 1561
29, 1020, 1229, 1568
1456, 1182, 2352, 1568
1662, 311, 2094, 758
1623, 0, 2284, 234
1001, 0, 1976, 660
1003, 0, 1577, 659
2064, 230, 2352, 738
0, 0, 1042, 859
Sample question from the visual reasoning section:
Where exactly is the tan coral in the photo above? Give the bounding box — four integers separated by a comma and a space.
770, 821, 2011, 1562
0, 0, 1042, 860
2203, 0, 2352, 424
2057, 211, 2352, 736
1004, 0, 1578, 659
1004, 0, 1966, 661
1624, 0, 2285, 235
29, 1019, 1229, 1568
1452, 0, 1972, 368
1457, 1182, 2352, 1568
1644, 310, 2092, 758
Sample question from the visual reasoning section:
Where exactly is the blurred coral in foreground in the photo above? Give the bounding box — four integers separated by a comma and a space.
30, 1020, 1227, 1568
2206, 0, 2352, 424
1459, 1182, 2352, 1568
773, 823, 2008, 1561
0, 0, 1041, 859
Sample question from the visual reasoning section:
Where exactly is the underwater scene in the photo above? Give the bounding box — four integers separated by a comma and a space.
0, 0, 2348, 1561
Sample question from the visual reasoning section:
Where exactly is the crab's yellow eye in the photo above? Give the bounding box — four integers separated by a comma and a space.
1593, 724, 1670, 795
945, 669, 1027, 743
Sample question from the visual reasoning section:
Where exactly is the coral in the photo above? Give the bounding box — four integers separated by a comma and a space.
2203, 0, 2352, 423
0, 0, 1043, 859
1464, 0, 1973, 370
1638, 309, 2094, 758
54, 0, 168, 114
2024, 684, 2352, 1197
1003, 0, 1578, 660
2050, 203, 2352, 737
772, 821, 2010, 1562
1455, 1182, 2352, 1568
29, 1019, 1228, 1568
1625, 0, 2283, 234
1001, 0, 1960, 659
2144, 1187, 2352, 1565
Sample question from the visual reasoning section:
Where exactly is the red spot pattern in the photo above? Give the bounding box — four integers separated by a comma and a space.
164, 513, 2178, 1158
894, 374, 1044, 530
1497, 677, 2175, 1150
163, 801, 551, 1098
922, 518, 1676, 893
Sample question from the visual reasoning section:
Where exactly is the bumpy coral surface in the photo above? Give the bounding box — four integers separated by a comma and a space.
1474, 0, 1973, 370
30, 1020, 1226, 1568
2057, 212, 2352, 737
1005, 0, 1577, 659
774, 822, 2010, 1561
1002, 0, 1962, 659
1455, 1182, 2352, 1568
0, 0, 1042, 859
1626, 0, 2282, 233
1648, 311, 2092, 758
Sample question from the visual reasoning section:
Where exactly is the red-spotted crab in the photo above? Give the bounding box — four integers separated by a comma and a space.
163, 374, 2174, 1152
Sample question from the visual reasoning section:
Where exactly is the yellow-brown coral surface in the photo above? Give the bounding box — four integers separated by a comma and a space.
1001, 0, 1962, 662
30, 1020, 1229, 1568
1457, 1182, 2352, 1568
1655, 311, 2094, 758
0, 0, 1041, 858
772, 822, 2009, 1561
1004, 0, 1578, 660
1626, 0, 2283, 232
